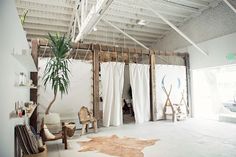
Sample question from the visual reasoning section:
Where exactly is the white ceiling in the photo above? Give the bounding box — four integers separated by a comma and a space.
16, 0, 221, 48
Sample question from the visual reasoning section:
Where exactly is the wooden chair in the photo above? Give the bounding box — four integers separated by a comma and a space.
40, 119, 68, 149
78, 106, 97, 135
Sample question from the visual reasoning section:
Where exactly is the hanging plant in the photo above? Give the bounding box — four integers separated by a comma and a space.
20, 9, 28, 25
43, 33, 71, 114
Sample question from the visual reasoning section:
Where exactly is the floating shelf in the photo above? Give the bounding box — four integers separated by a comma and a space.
12, 49, 37, 72
15, 84, 37, 89
9, 104, 37, 119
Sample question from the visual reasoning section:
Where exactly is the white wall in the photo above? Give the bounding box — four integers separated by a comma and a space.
0, 0, 30, 156
37, 59, 93, 128
188, 32, 236, 69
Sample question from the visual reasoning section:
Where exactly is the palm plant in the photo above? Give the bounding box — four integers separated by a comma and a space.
43, 33, 71, 114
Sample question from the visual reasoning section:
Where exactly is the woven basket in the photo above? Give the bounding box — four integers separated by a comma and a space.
23, 145, 47, 157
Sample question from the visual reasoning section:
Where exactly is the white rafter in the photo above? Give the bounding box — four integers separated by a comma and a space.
143, 0, 208, 56
223, 0, 236, 13
15, 0, 220, 50
75, 0, 114, 42
103, 19, 149, 50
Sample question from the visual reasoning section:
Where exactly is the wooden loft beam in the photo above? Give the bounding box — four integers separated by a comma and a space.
149, 51, 156, 121
37, 39, 188, 57
92, 44, 100, 123
156, 51, 188, 57
38, 39, 150, 54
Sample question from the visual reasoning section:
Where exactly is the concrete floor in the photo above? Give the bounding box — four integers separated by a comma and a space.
47, 119, 236, 157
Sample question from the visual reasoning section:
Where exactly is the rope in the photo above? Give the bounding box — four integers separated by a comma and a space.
141, 49, 143, 64
74, 49, 78, 59
115, 47, 118, 62
83, 45, 90, 61
122, 47, 124, 63
41, 41, 48, 58
128, 48, 130, 64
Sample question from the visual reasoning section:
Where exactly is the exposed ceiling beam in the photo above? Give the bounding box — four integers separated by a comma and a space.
23, 17, 69, 27
103, 19, 149, 50
143, 0, 208, 56
114, 0, 200, 13
90, 30, 162, 39
67, 1, 80, 38
18, 10, 71, 22
109, 4, 185, 22
18, 0, 74, 9
87, 32, 156, 43
103, 15, 171, 31
165, 0, 209, 7
24, 24, 68, 32
16, 5, 73, 15
84, 36, 151, 47
75, 0, 114, 42
223, 0, 236, 13
107, 8, 184, 24
112, 1, 189, 18
97, 22, 168, 34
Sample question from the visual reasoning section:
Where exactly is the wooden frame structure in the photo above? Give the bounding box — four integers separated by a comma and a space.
30, 39, 191, 129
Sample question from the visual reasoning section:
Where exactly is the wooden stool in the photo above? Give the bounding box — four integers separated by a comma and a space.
40, 119, 68, 149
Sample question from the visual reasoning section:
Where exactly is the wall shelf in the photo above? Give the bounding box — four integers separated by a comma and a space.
10, 104, 37, 119
26, 105, 37, 118
12, 50, 37, 72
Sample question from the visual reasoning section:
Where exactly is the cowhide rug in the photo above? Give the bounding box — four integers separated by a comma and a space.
78, 135, 158, 157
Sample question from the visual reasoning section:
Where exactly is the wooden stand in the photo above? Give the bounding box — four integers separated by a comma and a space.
163, 85, 176, 122
40, 121, 68, 149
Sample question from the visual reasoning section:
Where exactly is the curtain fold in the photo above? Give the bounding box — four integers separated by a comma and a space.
101, 62, 125, 127
129, 63, 150, 124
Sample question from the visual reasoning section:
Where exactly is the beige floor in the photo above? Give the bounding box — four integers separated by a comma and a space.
46, 119, 236, 157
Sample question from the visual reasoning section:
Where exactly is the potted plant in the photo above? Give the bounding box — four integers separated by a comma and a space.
43, 33, 71, 115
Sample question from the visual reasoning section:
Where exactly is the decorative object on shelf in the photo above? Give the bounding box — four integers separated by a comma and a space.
42, 33, 71, 115
10, 101, 37, 119
19, 72, 27, 86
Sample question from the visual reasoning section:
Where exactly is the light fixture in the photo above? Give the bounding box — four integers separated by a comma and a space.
137, 19, 147, 26
93, 26, 98, 31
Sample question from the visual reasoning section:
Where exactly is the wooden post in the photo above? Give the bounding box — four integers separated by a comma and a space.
184, 53, 192, 117
92, 45, 100, 123
149, 51, 156, 121
30, 39, 39, 131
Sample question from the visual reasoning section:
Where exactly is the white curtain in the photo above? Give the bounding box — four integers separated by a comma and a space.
155, 64, 187, 120
129, 63, 150, 124
101, 62, 125, 127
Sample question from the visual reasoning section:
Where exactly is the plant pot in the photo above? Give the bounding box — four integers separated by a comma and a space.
44, 113, 61, 133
